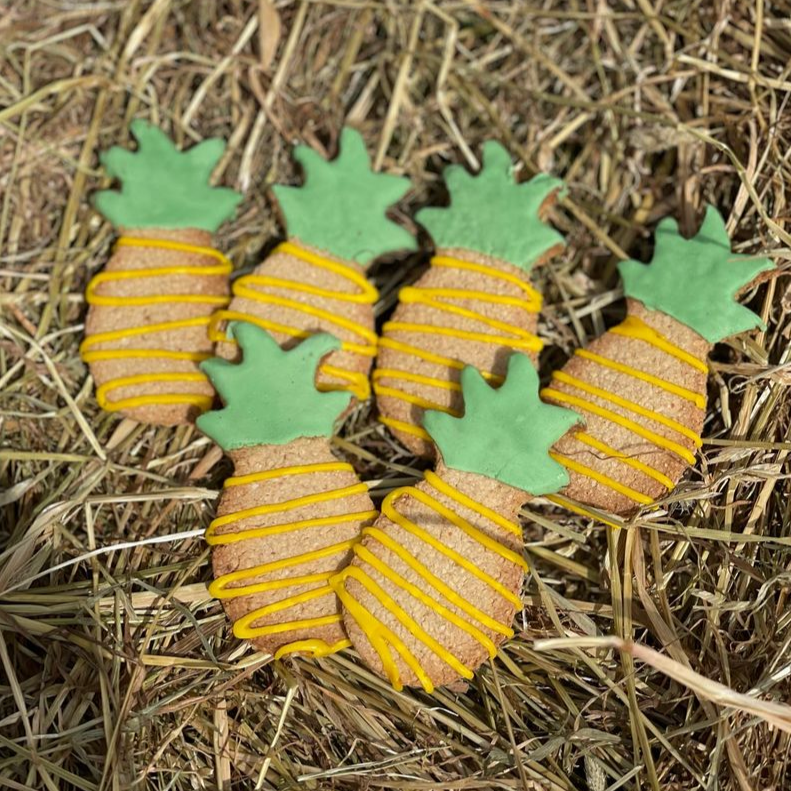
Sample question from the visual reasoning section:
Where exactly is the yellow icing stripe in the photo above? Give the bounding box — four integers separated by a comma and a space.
209, 539, 356, 598
95, 373, 212, 412
210, 241, 378, 399
424, 470, 522, 538
329, 570, 430, 692
431, 255, 542, 305
208, 483, 369, 531
611, 315, 709, 374
206, 510, 378, 545
82, 237, 232, 412
334, 475, 524, 690
372, 370, 461, 421
377, 337, 504, 384
206, 461, 376, 657
550, 451, 654, 505
354, 544, 497, 658
573, 431, 674, 490
406, 487, 527, 568
362, 527, 514, 637
383, 321, 542, 353
541, 387, 697, 465
274, 638, 352, 660
552, 371, 703, 447
383, 489, 524, 605
114, 236, 233, 265
336, 564, 474, 682
544, 494, 625, 530
372, 384, 461, 416
378, 416, 432, 442
224, 461, 353, 488
373, 369, 462, 392
575, 349, 706, 409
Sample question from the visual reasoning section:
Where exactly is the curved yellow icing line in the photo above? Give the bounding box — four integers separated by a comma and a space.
376, 255, 540, 426
544, 493, 625, 530
377, 337, 504, 383
573, 431, 674, 490
329, 569, 432, 692
575, 349, 706, 409
82, 237, 232, 412
206, 461, 376, 654
541, 387, 697, 465
209, 241, 378, 399
550, 451, 654, 505
551, 371, 703, 447
361, 527, 514, 637
378, 416, 432, 442
274, 638, 352, 660
332, 473, 525, 691
611, 315, 709, 374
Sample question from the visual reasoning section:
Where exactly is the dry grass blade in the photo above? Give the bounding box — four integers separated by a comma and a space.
2, 2, 791, 789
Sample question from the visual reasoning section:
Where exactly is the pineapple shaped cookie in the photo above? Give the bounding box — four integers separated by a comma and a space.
81, 120, 242, 425
197, 323, 377, 659
375, 141, 565, 455
543, 206, 774, 517
331, 355, 579, 691
210, 127, 415, 402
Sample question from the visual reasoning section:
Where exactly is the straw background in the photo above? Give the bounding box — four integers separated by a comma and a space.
1, 1, 790, 789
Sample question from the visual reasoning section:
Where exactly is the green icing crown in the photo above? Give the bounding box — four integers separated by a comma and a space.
423, 354, 580, 495
271, 127, 416, 267
94, 120, 242, 232
196, 323, 350, 450
618, 205, 774, 344
415, 141, 565, 270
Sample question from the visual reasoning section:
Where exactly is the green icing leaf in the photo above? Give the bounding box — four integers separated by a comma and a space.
423, 354, 580, 495
271, 127, 416, 266
415, 141, 565, 270
618, 205, 774, 343
93, 120, 242, 231
196, 323, 351, 450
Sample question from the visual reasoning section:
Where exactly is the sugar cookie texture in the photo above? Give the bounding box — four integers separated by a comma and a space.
374, 141, 565, 456
82, 120, 242, 425
210, 127, 415, 402
331, 355, 579, 691
198, 323, 377, 659
543, 206, 774, 517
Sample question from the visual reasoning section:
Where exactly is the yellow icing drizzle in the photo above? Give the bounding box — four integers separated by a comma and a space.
575, 349, 706, 409
206, 461, 376, 655
208, 241, 378, 400
551, 371, 703, 447
544, 494, 625, 530
376, 255, 539, 431
611, 315, 709, 374
378, 416, 432, 442
274, 638, 352, 660
573, 431, 674, 490
81, 237, 233, 412
330, 472, 525, 692
541, 387, 697, 465
550, 451, 654, 505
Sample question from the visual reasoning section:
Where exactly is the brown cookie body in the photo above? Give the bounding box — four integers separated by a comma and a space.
376, 244, 559, 457
543, 300, 710, 515
210, 239, 376, 402
209, 437, 377, 658
333, 462, 527, 691
82, 228, 230, 425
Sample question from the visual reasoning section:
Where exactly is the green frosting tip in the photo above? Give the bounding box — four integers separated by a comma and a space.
422, 354, 580, 495
415, 140, 565, 270
94, 120, 242, 232
196, 323, 351, 450
618, 205, 774, 343
271, 126, 416, 266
